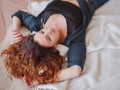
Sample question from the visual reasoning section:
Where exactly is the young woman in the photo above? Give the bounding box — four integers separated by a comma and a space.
2, 0, 109, 87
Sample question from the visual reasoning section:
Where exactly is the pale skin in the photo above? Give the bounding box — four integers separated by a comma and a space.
11, 0, 81, 87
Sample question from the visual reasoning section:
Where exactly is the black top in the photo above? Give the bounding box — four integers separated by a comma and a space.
12, 0, 109, 70
12, 1, 82, 35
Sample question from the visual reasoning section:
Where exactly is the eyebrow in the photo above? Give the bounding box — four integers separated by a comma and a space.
38, 32, 49, 44
39, 31, 50, 42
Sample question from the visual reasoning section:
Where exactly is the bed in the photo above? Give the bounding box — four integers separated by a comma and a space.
1, 0, 120, 90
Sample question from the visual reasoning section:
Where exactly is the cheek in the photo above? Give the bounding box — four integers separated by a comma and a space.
51, 38, 57, 45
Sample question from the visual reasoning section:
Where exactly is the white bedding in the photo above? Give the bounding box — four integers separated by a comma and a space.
1, 0, 120, 90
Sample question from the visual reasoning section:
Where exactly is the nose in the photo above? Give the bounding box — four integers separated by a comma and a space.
44, 29, 50, 36
45, 27, 53, 35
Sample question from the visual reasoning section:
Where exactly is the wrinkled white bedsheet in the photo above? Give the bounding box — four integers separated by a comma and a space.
1, 0, 120, 90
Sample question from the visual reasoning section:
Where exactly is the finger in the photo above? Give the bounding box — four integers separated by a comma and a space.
13, 34, 23, 39
12, 32, 22, 38
32, 81, 39, 86
23, 76, 29, 85
12, 34, 22, 38
13, 36, 23, 42
11, 31, 21, 35
23, 76, 26, 82
24, 77, 32, 86
14, 36, 23, 41
28, 80, 39, 87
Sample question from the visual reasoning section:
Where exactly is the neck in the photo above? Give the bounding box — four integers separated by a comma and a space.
58, 28, 66, 43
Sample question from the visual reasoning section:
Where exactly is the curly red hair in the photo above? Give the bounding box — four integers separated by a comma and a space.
1, 35, 63, 84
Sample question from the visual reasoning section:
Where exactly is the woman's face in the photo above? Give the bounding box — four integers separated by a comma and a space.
33, 25, 60, 47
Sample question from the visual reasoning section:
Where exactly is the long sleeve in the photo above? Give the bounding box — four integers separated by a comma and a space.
12, 10, 37, 32
67, 41, 86, 71
66, 0, 109, 71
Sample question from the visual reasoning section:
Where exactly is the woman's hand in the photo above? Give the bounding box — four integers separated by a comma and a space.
22, 75, 39, 87
11, 30, 23, 43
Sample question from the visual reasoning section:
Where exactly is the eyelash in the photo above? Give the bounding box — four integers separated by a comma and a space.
40, 31, 44, 34
40, 31, 51, 42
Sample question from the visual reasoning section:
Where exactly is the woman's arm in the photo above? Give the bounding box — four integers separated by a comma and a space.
11, 16, 23, 43
58, 65, 81, 81
57, 42, 86, 81
12, 10, 37, 32
12, 16, 22, 30
22, 65, 81, 87
11, 10, 37, 43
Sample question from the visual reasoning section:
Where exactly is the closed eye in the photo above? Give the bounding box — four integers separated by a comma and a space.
39, 30, 51, 42
46, 36, 51, 42
39, 31, 44, 34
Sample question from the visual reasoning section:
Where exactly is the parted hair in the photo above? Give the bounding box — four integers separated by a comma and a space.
1, 35, 63, 84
